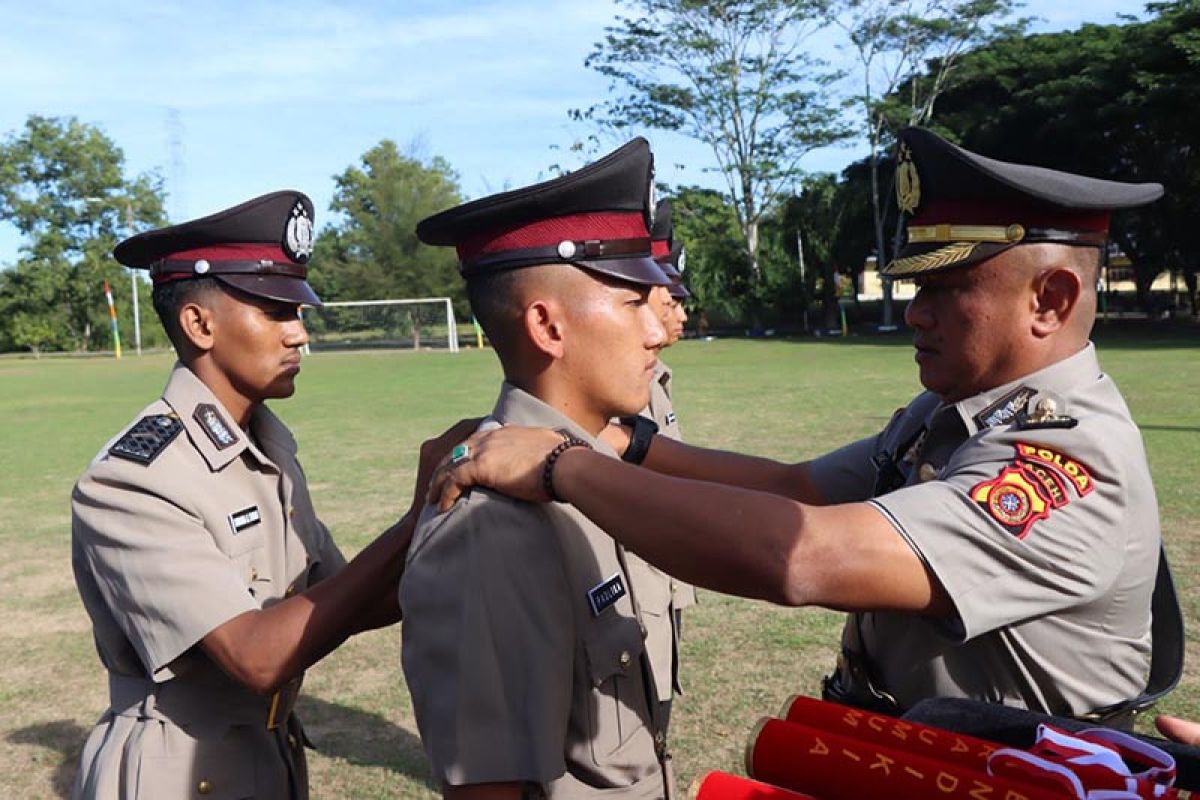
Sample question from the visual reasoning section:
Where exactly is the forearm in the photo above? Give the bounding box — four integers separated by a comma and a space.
554, 447, 808, 605
204, 512, 413, 692
641, 435, 825, 503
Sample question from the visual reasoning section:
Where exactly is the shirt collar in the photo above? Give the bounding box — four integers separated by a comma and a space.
490, 381, 619, 458
161, 363, 287, 471
947, 342, 1102, 435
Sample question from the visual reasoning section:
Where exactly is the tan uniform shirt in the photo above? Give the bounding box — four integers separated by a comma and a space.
809, 344, 1158, 716
401, 383, 671, 799
71, 364, 346, 800
633, 359, 695, 702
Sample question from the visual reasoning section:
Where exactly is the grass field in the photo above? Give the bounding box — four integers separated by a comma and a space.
1, 330, 1198, 798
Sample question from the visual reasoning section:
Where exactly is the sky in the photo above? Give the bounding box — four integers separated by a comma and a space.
0, 0, 1152, 266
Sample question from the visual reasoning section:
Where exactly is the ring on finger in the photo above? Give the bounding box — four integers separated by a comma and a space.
450, 443, 471, 465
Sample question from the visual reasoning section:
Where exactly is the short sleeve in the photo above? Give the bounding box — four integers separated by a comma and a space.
72, 464, 260, 679
870, 435, 1127, 641
808, 436, 879, 503
400, 493, 575, 786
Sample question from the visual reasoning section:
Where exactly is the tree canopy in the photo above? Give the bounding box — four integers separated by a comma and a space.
579, 0, 850, 283
0, 116, 166, 354
309, 140, 464, 310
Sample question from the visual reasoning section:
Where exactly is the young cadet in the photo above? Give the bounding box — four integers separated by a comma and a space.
430, 127, 1168, 725
624, 198, 697, 724
401, 139, 678, 799
70, 192, 458, 800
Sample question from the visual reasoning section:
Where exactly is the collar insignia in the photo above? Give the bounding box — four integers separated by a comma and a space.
194, 403, 238, 450
973, 385, 1038, 430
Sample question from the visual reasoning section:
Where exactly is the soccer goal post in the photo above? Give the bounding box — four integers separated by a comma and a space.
302, 298, 460, 353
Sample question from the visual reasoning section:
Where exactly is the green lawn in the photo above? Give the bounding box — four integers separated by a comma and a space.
1, 331, 1197, 798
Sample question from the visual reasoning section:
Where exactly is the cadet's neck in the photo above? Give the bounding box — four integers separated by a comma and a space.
188, 361, 258, 428
511, 371, 608, 437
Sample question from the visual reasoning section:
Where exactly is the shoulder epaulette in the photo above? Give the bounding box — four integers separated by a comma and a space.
109, 414, 184, 465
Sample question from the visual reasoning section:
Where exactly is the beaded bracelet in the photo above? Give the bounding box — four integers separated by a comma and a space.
543, 434, 592, 502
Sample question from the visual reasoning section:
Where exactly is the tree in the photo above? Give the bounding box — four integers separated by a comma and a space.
830, 0, 1021, 325
579, 0, 850, 295
311, 140, 464, 309
0, 116, 167, 353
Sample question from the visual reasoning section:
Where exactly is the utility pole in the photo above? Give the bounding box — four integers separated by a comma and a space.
125, 201, 141, 355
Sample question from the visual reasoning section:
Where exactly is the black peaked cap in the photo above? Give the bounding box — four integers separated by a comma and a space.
114, 190, 320, 306
416, 138, 669, 286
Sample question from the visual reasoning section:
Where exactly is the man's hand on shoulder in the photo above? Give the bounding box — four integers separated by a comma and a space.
428, 426, 566, 512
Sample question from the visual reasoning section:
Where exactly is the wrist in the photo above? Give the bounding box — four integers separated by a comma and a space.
543, 434, 593, 502
617, 415, 658, 465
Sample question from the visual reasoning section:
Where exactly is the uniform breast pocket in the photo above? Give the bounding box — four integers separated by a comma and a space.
583, 618, 654, 762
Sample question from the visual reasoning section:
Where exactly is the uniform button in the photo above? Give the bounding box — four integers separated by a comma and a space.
289, 506, 296, 518
619, 651, 632, 669
918, 463, 939, 482
197, 779, 212, 795
250, 567, 258, 581
288, 733, 298, 749
285, 583, 296, 598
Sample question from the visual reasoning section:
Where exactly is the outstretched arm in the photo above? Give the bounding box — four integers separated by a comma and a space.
601, 421, 826, 503
429, 425, 948, 614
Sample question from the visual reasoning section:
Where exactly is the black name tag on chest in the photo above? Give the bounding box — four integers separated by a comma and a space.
228, 506, 262, 534
587, 573, 627, 616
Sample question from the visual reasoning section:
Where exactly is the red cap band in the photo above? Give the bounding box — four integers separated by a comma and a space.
165, 243, 297, 263
456, 211, 648, 262
911, 200, 1110, 232
651, 239, 670, 259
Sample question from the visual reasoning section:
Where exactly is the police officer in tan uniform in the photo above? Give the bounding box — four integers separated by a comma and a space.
402, 139, 678, 799
430, 128, 1168, 724
71, 191, 449, 800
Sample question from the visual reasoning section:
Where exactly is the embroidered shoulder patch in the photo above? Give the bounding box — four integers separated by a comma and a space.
109, 414, 184, 465
194, 403, 238, 450
587, 573, 627, 617
1014, 443, 1094, 496
971, 464, 1051, 539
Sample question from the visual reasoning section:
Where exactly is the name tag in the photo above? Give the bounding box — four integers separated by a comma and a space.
229, 506, 262, 534
587, 573, 626, 616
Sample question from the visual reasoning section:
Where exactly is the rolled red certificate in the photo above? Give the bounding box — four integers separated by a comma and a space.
781, 694, 1003, 773
689, 771, 819, 800
747, 716, 1078, 800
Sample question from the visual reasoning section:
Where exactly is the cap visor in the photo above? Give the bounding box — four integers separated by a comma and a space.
217, 273, 322, 306
578, 256, 671, 286
668, 283, 691, 299
882, 241, 1012, 278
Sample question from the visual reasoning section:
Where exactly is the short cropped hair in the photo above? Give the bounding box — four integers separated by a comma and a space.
151, 277, 223, 354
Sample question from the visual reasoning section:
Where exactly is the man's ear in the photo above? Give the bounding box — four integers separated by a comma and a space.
522, 298, 565, 360
178, 300, 217, 353
1031, 267, 1082, 338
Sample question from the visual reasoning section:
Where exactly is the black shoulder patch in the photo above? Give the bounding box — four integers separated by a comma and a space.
109, 414, 184, 465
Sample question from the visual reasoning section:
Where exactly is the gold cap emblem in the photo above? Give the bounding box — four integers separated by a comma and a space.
896, 143, 921, 214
